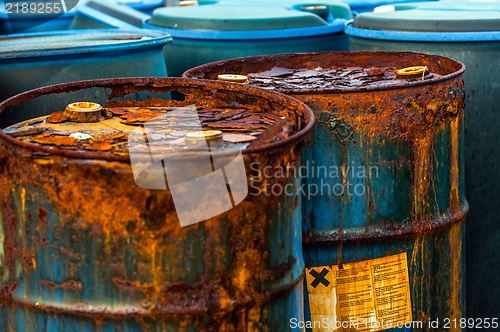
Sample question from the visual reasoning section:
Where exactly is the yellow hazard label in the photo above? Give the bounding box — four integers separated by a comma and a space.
305, 253, 412, 332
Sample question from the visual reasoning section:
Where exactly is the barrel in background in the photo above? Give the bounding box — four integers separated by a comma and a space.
346, 2, 500, 318
69, 0, 152, 29
341, 0, 437, 14
0, 29, 171, 107
144, 4, 352, 77
0, 77, 314, 331
184, 51, 468, 330
0, 0, 79, 34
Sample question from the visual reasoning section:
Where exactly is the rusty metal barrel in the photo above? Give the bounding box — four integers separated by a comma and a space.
0, 77, 314, 331
184, 52, 468, 330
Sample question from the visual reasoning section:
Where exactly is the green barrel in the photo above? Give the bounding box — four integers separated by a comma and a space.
345, 2, 500, 319
144, 3, 352, 77
0, 77, 314, 331
184, 51, 468, 330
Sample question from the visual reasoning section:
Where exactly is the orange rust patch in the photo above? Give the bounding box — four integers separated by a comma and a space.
31, 135, 77, 146
120, 110, 165, 124
87, 139, 112, 151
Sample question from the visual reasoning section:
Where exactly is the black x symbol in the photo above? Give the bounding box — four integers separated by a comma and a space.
310, 268, 330, 288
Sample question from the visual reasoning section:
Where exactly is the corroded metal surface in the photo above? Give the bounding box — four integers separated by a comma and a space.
5, 105, 285, 157
184, 52, 468, 330
0, 77, 314, 331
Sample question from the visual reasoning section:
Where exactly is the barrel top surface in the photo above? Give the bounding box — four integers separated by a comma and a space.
351, 1, 500, 32
216, 0, 353, 19
150, 5, 331, 30
0, 77, 314, 161
183, 51, 465, 95
0, 29, 172, 59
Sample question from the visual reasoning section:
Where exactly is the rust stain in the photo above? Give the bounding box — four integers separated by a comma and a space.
448, 222, 464, 331
59, 247, 80, 261
37, 208, 49, 230
0, 281, 18, 301
2, 192, 17, 278
450, 116, 461, 211
40, 279, 83, 291
112, 277, 141, 289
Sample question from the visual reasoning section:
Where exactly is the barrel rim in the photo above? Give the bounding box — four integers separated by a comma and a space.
303, 201, 469, 245
345, 22, 500, 42
0, 29, 173, 60
142, 20, 346, 40
0, 77, 315, 162
182, 51, 466, 94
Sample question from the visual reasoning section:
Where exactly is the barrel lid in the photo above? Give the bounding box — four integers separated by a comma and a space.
183, 51, 465, 94
351, 1, 500, 32
150, 5, 329, 31
2, 105, 258, 158
0, 78, 315, 161
0, 29, 172, 60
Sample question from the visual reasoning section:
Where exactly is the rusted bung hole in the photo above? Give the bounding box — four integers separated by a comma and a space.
217, 74, 250, 84
141, 193, 169, 230
71, 102, 101, 110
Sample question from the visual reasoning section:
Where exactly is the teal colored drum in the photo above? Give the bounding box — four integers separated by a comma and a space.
0, 29, 171, 107
145, 3, 352, 76
345, 1, 500, 319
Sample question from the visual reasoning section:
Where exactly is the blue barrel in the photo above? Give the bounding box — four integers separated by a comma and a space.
215, 0, 353, 24
345, 1, 500, 320
69, 0, 164, 29
70, 0, 151, 29
144, 4, 352, 76
0, 29, 171, 106
0, 0, 79, 34
0, 77, 313, 331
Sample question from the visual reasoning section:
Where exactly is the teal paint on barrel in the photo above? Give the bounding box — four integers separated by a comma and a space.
144, 3, 352, 77
345, 1, 500, 319
0, 77, 314, 331
183, 51, 467, 330
0, 29, 171, 108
